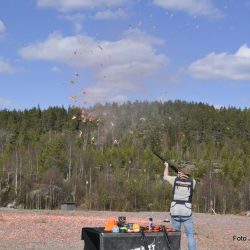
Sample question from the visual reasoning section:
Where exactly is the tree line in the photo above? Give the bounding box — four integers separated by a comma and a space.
0, 100, 250, 214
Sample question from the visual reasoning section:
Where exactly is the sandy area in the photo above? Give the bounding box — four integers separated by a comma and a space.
0, 208, 249, 250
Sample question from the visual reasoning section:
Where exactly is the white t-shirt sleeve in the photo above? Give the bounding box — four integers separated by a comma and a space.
193, 179, 196, 189
163, 175, 176, 186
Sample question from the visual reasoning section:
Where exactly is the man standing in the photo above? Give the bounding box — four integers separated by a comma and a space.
163, 162, 197, 250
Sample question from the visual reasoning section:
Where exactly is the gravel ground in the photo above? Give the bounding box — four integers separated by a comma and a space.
0, 208, 249, 250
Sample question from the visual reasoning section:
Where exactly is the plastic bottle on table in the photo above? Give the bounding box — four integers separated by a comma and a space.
149, 218, 153, 230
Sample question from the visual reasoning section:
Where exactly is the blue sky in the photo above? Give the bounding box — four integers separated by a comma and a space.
1, 0, 250, 110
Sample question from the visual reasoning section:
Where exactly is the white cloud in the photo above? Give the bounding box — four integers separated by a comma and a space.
152, 0, 222, 18
37, 0, 127, 12
93, 8, 127, 20
19, 30, 168, 103
0, 58, 14, 73
189, 45, 250, 80
0, 20, 6, 33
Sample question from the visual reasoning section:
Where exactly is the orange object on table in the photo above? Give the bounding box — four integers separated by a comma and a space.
104, 219, 117, 232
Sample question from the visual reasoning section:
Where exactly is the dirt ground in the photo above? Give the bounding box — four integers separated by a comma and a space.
0, 208, 249, 250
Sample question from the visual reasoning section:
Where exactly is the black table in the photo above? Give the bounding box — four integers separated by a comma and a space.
82, 227, 181, 250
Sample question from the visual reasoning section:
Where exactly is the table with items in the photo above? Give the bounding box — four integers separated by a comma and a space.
81, 217, 181, 250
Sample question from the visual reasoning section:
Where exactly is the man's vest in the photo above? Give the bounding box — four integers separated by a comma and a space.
170, 176, 194, 217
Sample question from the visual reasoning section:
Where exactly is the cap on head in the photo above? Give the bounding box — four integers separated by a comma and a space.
180, 164, 196, 175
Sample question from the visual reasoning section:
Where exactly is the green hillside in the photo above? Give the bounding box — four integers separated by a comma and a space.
0, 100, 249, 213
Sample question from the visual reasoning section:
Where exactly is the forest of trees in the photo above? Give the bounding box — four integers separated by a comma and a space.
0, 100, 250, 214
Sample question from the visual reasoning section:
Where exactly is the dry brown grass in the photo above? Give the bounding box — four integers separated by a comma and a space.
0, 208, 249, 250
